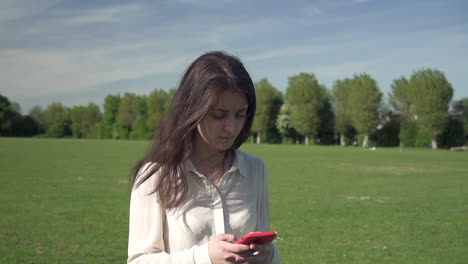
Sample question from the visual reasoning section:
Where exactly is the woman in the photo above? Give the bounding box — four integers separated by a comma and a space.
128, 51, 280, 264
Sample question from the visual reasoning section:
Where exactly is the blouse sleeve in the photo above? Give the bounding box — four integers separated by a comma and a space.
127, 170, 212, 264
256, 160, 281, 264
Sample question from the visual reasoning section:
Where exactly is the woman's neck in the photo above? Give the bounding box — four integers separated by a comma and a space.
191, 149, 225, 170
191, 131, 226, 170
190, 139, 226, 167
191, 138, 231, 185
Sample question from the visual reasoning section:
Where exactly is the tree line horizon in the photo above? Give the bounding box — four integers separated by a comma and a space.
1, 68, 467, 150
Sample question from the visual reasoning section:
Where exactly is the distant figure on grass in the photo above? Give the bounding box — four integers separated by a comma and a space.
127, 51, 280, 264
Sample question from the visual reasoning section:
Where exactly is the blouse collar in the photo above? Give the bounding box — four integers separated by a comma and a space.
185, 149, 247, 179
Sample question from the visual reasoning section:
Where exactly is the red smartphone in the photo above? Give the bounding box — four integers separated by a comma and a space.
235, 231, 277, 245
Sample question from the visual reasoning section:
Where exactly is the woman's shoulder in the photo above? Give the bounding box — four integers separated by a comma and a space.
235, 149, 266, 173
138, 162, 157, 174
133, 162, 158, 192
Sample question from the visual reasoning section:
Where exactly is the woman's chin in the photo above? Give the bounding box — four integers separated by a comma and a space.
214, 142, 234, 151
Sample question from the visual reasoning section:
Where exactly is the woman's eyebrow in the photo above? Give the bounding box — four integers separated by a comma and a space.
212, 106, 248, 112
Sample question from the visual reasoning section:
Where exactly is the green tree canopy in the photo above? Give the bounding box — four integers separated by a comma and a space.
29, 106, 45, 134
43, 102, 71, 137
0, 94, 14, 135
252, 78, 283, 144
332, 78, 354, 146
389, 77, 413, 121
116, 93, 138, 127
100, 94, 121, 138
103, 94, 121, 123
70, 106, 87, 138
129, 95, 150, 139
451, 98, 468, 144
70, 103, 102, 138
348, 73, 382, 148
316, 91, 335, 145
0, 94, 41, 137
146, 89, 170, 134
276, 102, 300, 143
115, 93, 138, 139
286, 73, 325, 145
409, 68, 453, 149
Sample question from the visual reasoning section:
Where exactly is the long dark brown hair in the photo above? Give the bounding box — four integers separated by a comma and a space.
130, 51, 256, 209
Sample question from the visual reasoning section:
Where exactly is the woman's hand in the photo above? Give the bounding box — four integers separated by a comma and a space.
208, 234, 251, 264
243, 243, 274, 264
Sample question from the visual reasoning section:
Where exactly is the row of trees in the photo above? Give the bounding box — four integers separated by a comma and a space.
0, 89, 175, 140
252, 69, 466, 149
1, 68, 467, 149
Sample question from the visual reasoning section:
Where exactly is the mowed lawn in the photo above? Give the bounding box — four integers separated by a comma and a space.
0, 138, 467, 264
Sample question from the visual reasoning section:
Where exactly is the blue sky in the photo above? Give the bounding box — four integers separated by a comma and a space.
1, 0, 467, 113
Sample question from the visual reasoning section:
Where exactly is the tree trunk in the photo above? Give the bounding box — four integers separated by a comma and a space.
340, 133, 345, 146
362, 133, 369, 149
256, 132, 261, 144
431, 135, 438, 150
251, 135, 254, 144
305, 134, 310, 145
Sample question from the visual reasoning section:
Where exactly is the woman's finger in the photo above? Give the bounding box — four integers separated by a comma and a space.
218, 234, 237, 243
223, 242, 250, 254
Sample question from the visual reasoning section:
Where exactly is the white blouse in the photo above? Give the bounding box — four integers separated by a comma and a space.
127, 150, 280, 264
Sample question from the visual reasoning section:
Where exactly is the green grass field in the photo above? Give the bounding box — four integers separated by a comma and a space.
1, 138, 467, 263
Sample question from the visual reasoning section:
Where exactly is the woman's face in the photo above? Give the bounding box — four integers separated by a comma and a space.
195, 90, 248, 152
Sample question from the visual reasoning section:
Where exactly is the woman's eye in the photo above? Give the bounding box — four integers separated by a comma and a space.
212, 114, 225, 119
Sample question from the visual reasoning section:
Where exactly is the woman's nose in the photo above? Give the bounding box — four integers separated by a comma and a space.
223, 117, 236, 133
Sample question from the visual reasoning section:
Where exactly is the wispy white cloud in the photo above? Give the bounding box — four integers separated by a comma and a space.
352, 0, 370, 4
243, 43, 340, 62
247, 21, 468, 93
0, 46, 190, 98
0, 3, 278, 101
303, 6, 323, 16
65, 4, 142, 25
0, 0, 60, 22
1, 0, 467, 112
171, 0, 240, 7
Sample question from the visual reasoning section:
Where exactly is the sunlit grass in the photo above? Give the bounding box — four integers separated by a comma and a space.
1, 138, 467, 263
